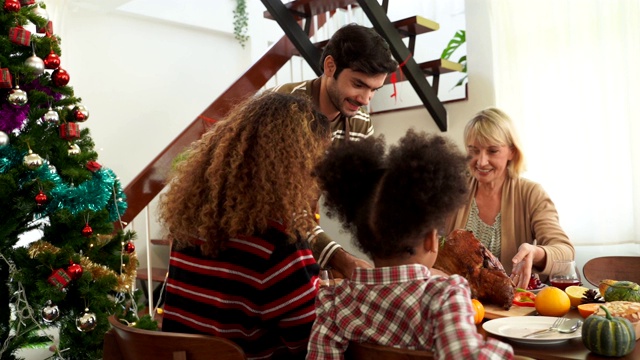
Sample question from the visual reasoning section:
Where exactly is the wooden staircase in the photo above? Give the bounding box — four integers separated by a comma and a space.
123, 1, 463, 292
261, 0, 461, 131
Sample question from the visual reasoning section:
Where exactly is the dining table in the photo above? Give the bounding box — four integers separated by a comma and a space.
478, 307, 640, 360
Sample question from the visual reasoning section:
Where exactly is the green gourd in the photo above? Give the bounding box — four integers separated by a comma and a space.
582, 305, 636, 357
604, 281, 640, 302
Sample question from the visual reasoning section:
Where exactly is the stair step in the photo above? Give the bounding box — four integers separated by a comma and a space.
420, 58, 464, 75
150, 239, 171, 246
137, 267, 167, 282
392, 16, 439, 36
291, 15, 439, 57
384, 58, 463, 85
264, 0, 358, 20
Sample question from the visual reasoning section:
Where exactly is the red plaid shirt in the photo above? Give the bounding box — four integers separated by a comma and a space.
306, 265, 513, 360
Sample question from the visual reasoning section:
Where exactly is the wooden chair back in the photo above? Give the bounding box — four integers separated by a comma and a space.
582, 256, 640, 286
104, 315, 246, 360
345, 342, 434, 360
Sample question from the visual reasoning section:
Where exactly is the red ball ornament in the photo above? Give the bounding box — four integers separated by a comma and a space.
124, 241, 135, 254
72, 105, 89, 122
4, 0, 21, 12
43, 51, 60, 69
35, 191, 47, 206
51, 68, 70, 86
81, 224, 93, 238
67, 263, 83, 280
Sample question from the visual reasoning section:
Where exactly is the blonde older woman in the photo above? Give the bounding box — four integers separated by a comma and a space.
445, 107, 574, 289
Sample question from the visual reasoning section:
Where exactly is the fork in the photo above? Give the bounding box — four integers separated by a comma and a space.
522, 317, 567, 338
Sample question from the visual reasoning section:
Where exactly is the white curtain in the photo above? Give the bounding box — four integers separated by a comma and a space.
488, 0, 640, 246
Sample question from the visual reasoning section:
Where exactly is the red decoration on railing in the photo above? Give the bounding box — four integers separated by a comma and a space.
389, 54, 412, 102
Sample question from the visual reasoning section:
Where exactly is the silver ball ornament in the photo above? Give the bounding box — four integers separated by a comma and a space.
67, 143, 81, 156
23, 150, 44, 169
25, 55, 45, 76
43, 107, 59, 123
0, 131, 9, 148
42, 302, 60, 323
8, 86, 28, 106
32, 5, 48, 20
48, 164, 57, 174
75, 308, 97, 332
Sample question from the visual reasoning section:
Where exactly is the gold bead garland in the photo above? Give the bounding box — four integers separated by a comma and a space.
27, 240, 137, 292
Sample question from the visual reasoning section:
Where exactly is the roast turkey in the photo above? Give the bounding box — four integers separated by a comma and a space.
433, 229, 515, 309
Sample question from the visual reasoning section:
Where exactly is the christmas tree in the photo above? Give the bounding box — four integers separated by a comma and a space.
0, 1, 143, 359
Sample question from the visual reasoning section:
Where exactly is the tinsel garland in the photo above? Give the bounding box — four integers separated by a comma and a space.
0, 146, 127, 221
0, 78, 63, 133
27, 240, 137, 293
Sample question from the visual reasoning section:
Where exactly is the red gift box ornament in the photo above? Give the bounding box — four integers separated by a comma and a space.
86, 160, 101, 172
59, 122, 80, 140
37, 20, 53, 35
9, 27, 31, 46
48, 268, 72, 289
0, 68, 12, 89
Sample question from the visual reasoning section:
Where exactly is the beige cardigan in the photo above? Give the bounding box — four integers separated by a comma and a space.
445, 176, 575, 275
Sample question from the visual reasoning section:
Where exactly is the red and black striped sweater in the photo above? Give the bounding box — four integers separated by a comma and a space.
162, 223, 320, 359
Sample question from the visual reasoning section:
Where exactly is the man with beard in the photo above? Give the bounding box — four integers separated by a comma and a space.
270, 23, 398, 280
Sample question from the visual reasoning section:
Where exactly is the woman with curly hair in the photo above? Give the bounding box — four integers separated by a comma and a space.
159, 92, 330, 359
307, 130, 513, 359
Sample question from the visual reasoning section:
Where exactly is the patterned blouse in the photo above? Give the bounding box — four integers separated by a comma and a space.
465, 198, 502, 258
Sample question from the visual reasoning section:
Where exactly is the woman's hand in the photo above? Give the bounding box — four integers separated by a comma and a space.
510, 243, 541, 289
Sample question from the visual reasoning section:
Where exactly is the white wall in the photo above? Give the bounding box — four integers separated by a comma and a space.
49, 2, 256, 277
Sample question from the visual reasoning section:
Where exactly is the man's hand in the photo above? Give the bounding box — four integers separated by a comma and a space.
328, 248, 373, 279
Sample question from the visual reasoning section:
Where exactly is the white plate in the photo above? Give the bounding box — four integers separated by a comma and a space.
482, 316, 582, 345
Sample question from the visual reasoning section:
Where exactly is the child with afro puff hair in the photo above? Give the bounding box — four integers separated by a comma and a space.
306, 129, 513, 359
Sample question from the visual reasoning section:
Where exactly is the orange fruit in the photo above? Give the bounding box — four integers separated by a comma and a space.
471, 299, 484, 324
534, 286, 571, 317
565, 285, 589, 307
577, 303, 602, 318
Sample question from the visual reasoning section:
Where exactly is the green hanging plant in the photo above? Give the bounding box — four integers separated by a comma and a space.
233, 0, 249, 48
441, 30, 467, 88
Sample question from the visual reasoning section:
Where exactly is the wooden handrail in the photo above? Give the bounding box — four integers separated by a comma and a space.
118, 14, 329, 229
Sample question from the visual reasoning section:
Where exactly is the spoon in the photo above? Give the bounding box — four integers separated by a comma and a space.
558, 318, 582, 334
524, 318, 582, 338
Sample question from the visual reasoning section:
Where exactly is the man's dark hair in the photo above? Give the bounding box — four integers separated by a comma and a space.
321, 23, 398, 79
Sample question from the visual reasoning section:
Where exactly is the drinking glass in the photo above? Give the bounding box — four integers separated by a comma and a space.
319, 269, 331, 287
549, 260, 582, 290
